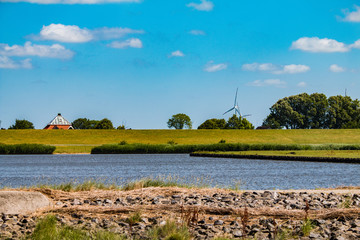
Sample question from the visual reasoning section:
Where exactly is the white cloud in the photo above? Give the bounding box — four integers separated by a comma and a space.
170, 50, 185, 57
0, 0, 141, 4
0, 41, 74, 59
350, 39, 360, 49
297, 82, 307, 87
344, 5, 360, 22
329, 64, 345, 73
242, 62, 310, 74
187, 0, 213, 11
291, 37, 349, 53
242, 63, 276, 72
39, 24, 92, 43
91, 27, 144, 40
248, 79, 286, 88
204, 61, 227, 72
0, 56, 32, 69
273, 64, 310, 74
108, 38, 143, 49
189, 30, 206, 35
36, 24, 144, 43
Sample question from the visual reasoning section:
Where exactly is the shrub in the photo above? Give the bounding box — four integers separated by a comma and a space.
0, 144, 55, 154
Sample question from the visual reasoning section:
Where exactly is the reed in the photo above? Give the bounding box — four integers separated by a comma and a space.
91, 142, 360, 154
0, 143, 55, 154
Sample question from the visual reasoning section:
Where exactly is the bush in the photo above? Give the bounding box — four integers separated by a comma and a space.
0, 144, 55, 154
91, 143, 360, 154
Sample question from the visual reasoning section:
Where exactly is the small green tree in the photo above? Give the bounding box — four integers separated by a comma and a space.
198, 118, 226, 129
9, 119, 34, 129
225, 114, 254, 129
72, 118, 99, 129
167, 113, 192, 129
117, 125, 125, 130
94, 118, 114, 129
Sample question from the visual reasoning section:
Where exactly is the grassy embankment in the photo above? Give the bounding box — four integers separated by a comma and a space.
2, 129, 360, 154
194, 150, 360, 159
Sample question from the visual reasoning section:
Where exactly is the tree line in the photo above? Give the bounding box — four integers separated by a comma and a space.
7, 118, 125, 130
6, 93, 360, 130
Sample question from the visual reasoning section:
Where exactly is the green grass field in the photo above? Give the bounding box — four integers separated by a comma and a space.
2, 129, 360, 153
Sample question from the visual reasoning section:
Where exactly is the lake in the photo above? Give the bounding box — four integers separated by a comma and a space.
1, 154, 359, 190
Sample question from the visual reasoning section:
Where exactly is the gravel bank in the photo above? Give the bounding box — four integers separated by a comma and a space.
1, 187, 360, 239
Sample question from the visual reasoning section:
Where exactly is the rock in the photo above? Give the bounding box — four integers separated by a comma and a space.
214, 220, 224, 225
71, 199, 81, 205
309, 232, 322, 239
0, 191, 51, 215
233, 230, 243, 238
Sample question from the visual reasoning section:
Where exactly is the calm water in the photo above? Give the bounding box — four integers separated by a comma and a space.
1, 154, 359, 190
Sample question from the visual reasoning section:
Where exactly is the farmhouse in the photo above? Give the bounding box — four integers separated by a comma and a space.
44, 113, 74, 129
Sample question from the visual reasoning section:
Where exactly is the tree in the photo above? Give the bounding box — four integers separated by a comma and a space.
225, 114, 254, 129
72, 118, 100, 129
9, 119, 34, 129
94, 118, 114, 129
117, 125, 126, 130
167, 113, 192, 129
263, 93, 360, 129
327, 95, 360, 129
198, 118, 226, 129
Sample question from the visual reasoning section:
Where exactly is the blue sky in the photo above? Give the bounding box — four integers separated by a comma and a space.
0, 0, 360, 129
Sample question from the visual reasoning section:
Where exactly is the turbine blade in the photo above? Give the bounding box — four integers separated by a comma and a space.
243, 114, 252, 117
223, 107, 235, 115
234, 88, 238, 106
235, 108, 241, 116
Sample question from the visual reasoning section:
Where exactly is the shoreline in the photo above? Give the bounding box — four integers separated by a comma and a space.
1, 186, 360, 239
190, 152, 360, 164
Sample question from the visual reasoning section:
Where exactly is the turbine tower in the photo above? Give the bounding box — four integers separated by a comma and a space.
223, 88, 251, 118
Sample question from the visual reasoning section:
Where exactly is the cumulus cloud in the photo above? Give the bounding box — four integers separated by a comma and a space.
108, 38, 143, 49
343, 5, 360, 22
39, 24, 92, 43
0, 41, 74, 59
189, 30, 206, 35
273, 64, 310, 74
242, 62, 310, 74
297, 82, 307, 87
0, 56, 32, 69
36, 24, 144, 43
204, 61, 227, 72
291, 37, 349, 53
0, 0, 141, 4
187, 0, 213, 11
329, 64, 345, 73
248, 79, 286, 88
350, 39, 360, 49
169, 50, 185, 57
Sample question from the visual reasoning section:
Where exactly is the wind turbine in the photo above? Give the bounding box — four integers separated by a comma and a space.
223, 88, 251, 118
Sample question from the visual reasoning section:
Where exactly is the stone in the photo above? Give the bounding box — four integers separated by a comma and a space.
233, 230, 243, 238
214, 220, 224, 225
0, 191, 51, 215
72, 199, 81, 205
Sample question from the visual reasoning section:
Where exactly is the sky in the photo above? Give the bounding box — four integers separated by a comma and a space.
0, 0, 360, 129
